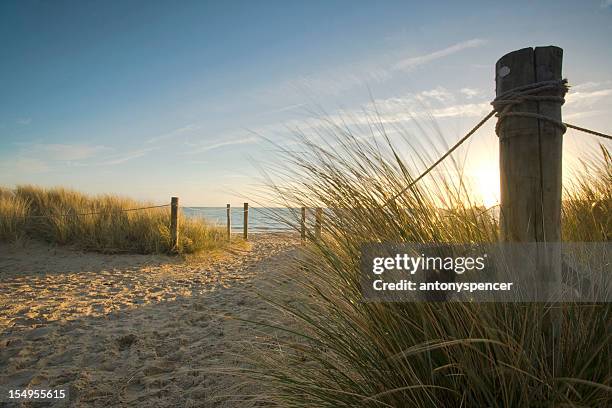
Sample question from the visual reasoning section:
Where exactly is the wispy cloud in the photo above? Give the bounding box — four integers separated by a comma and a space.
416, 87, 455, 103
3, 142, 157, 172
31, 143, 110, 161
460, 88, 483, 99
564, 110, 607, 121
2, 157, 50, 174
362, 87, 489, 121
254, 86, 492, 142
601, 0, 612, 9
564, 82, 612, 122
268, 39, 487, 97
3, 143, 110, 171
16, 117, 32, 125
97, 147, 158, 165
566, 82, 612, 111
570, 81, 611, 92
566, 88, 612, 104
0, 143, 91, 174
427, 102, 490, 119
185, 136, 258, 154
392, 39, 487, 71
257, 103, 307, 117
147, 124, 200, 144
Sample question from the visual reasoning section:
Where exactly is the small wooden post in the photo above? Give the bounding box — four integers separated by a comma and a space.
315, 207, 322, 239
170, 196, 179, 251
301, 207, 306, 241
243, 202, 249, 240
226, 204, 231, 241
496, 47, 563, 305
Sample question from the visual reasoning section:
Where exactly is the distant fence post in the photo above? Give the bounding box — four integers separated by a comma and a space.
243, 202, 249, 240
301, 207, 306, 241
170, 196, 179, 251
496, 47, 563, 302
226, 204, 231, 241
315, 207, 322, 239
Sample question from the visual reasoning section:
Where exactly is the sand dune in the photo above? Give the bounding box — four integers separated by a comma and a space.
0, 234, 299, 407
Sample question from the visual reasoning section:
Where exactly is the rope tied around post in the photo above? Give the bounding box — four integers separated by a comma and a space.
492, 79, 569, 136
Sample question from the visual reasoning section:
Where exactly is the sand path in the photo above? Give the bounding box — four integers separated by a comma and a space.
0, 234, 299, 407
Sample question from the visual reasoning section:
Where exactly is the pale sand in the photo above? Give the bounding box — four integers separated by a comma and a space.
0, 234, 300, 407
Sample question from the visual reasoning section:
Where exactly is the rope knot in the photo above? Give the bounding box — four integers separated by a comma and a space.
491, 79, 569, 137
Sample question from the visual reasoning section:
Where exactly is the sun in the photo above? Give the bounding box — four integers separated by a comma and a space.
473, 166, 500, 208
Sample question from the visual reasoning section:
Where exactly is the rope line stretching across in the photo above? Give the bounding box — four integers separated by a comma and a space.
18, 204, 170, 219
383, 79, 612, 207
182, 207, 251, 214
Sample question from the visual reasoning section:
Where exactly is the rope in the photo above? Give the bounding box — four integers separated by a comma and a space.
18, 204, 170, 219
182, 207, 251, 214
116, 204, 170, 212
492, 79, 569, 135
382, 111, 496, 207
565, 123, 612, 141
181, 207, 212, 213
383, 79, 612, 207
19, 204, 254, 220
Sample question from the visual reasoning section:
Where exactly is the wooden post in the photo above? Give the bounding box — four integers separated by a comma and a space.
226, 204, 231, 241
315, 207, 322, 239
496, 46, 563, 300
170, 196, 179, 251
243, 202, 249, 240
301, 207, 306, 241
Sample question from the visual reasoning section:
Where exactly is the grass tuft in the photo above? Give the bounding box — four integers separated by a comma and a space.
240, 122, 611, 407
0, 185, 226, 254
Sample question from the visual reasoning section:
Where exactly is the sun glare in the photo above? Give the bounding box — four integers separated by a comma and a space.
473, 166, 500, 208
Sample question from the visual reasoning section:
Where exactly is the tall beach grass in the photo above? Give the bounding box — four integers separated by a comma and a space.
0, 185, 225, 254
562, 145, 611, 242
239, 121, 611, 407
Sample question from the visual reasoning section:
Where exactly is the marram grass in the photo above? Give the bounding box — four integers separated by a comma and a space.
236, 121, 611, 407
0, 185, 225, 254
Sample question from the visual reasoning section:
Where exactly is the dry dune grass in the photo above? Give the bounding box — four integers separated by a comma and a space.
562, 146, 612, 242
0, 185, 225, 254
236, 122, 612, 407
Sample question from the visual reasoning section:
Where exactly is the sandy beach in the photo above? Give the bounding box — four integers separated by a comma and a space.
0, 233, 300, 407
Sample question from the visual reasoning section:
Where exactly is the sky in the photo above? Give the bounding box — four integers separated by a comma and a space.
1, 0, 611, 206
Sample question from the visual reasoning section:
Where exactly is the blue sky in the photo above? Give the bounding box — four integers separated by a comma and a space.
1, 0, 611, 206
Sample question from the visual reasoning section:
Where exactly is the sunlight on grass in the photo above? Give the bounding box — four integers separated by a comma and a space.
0, 185, 227, 254
237, 116, 611, 407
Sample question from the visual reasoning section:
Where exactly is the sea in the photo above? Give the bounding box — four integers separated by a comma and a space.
182, 206, 499, 233
182, 207, 298, 233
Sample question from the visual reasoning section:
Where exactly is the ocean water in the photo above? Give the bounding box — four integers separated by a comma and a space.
182, 207, 298, 233
182, 206, 498, 233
